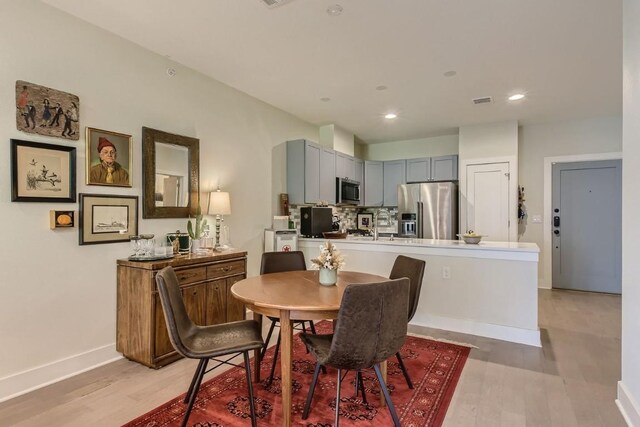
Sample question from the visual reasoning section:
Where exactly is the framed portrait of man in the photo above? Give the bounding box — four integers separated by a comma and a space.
85, 127, 132, 187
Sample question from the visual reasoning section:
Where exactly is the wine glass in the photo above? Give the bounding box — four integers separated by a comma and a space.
130, 236, 141, 257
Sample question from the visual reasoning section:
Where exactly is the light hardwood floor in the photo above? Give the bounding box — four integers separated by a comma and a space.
0, 289, 625, 426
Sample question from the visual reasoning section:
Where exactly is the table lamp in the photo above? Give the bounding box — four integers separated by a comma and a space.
208, 189, 231, 250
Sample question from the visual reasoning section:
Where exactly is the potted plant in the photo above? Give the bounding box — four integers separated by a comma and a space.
311, 241, 345, 286
187, 206, 208, 252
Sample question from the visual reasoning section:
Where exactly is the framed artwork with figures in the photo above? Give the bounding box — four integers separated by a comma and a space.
10, 139, 76, 202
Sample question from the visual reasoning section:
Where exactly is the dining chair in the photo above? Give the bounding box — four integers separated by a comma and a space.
389, 255, 426, 389
156, 267, 264, 427
260, 251, 319, 386
300, 278, 410, 427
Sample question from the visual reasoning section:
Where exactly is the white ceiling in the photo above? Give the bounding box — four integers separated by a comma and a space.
42, 0, 622, 144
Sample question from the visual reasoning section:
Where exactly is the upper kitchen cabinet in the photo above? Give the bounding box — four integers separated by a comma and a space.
287, 139, 336, 205
354, 159, 364, 206
364, 160, 383, 206
383, 160, 406, 206
335, 152, 355, 180
320, 147, 336, 204
406, 155, 458, 182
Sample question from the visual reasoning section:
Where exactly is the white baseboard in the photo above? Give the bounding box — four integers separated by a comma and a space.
0, 344, 122, 403
617, 381, 640, 427
411, 315, 541, 347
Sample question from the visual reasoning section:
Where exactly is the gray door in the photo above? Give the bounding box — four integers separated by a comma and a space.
552, 160, 621, 293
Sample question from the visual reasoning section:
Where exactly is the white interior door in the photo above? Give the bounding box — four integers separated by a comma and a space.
466, 162, 510, 241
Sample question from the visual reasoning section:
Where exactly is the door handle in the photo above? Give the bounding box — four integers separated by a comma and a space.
554, 230, 560, 235
553, 216, 560, 227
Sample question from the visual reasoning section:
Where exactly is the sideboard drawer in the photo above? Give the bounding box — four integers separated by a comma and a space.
207, 260, 245, 279
175, 267, 206, 284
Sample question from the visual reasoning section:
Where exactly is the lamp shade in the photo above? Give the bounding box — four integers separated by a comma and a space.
208, 190, 231, 215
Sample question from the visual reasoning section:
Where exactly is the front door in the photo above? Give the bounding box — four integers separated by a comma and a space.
551, 160, 622, 293
466, 162, 510, 241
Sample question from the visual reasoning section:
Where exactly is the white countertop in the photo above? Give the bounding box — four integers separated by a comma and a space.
299, 236, 539, 252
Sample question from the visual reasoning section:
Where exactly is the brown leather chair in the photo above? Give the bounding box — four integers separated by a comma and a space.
300, 278, 410, 427
156, 267, 264, 427
260, 251, 319, 386
389, 255, 426, 389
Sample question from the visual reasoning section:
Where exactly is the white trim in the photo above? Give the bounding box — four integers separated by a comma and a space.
542, 152, 623, 287
0, 344, 121, 403
617, 381, 640, 427
459, 155, 518, 243
411, 315, 541, 347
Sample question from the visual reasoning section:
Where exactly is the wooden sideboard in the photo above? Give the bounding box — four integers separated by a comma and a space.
116, 250, 248, 368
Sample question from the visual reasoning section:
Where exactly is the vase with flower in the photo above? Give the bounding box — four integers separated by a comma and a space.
311, 241, 345, 286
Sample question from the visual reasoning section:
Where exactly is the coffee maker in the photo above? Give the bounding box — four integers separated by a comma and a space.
300, 207, 333, 237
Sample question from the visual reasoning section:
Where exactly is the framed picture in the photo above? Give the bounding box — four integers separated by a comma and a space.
11, 139, 76, 202
79, 193, 138, 245
15, 80, 80, 140
357, 213, 374, 230
86, 127, 132, 187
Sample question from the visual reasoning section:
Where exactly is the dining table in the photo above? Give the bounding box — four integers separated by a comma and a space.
231, 269, 389, 427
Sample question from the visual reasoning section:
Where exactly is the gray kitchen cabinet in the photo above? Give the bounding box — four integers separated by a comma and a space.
364, 160, 383, 206
406, 158, 431, 182
405, 155, 458, 182
431, 155, 458, 181
383, 160, 406, 206
335, 152, 355, 180
320, 147, 336, 204
286, 139, 322, 204
355, 159, 364, 206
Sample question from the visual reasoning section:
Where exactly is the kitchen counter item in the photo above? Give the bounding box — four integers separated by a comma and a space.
300, 206, 332, 237
322, 231, 347, 239
457, 234, 485, 244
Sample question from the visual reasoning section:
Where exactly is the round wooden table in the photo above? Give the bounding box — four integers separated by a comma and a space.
231, 270, 388, 427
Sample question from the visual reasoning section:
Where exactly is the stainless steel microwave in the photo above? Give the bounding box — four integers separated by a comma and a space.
336, 177, 360, 205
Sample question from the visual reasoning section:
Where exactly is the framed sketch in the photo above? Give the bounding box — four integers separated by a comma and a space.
15, 80, 80, 140
357, 213, 374, 230
79, 193, 138, 245
11, 139, 76, 202
86, 127, 132, 187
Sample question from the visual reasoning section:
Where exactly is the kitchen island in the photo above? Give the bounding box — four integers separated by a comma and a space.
299, 236, 541, 346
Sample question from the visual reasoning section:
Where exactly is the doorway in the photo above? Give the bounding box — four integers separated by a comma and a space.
551, 160, 622, 293
465, 162, 511, 241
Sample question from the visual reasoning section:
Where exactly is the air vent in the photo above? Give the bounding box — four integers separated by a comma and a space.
472, 96, 493, 105
261, 0, 296, 8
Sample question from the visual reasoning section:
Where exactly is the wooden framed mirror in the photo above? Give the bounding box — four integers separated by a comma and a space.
142, 127, 200, 219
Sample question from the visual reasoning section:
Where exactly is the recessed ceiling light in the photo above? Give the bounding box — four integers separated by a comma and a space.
326, 4, 343, 16
443, 70, 457, 77
320, 97, 331, 102
508, 93, 525, 101
384, 113, 397, 120
376, 85, 388, 91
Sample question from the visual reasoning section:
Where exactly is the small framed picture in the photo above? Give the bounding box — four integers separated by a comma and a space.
357, 213, 374, 230
50, 210, 75, 229
86, 127, 132, 187
11, 139, 76, 202
79, 193, 138, 245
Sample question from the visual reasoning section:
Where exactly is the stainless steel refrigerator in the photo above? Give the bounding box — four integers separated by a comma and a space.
397, 182, 458, 239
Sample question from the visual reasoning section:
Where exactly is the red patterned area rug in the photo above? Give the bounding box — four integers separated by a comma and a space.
123, 321, 470, 427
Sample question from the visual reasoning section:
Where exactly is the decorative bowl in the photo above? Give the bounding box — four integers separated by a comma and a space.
457, 234, 483, 244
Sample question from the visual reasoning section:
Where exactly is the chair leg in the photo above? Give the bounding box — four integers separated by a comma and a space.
335, 368, 342, 427
265, 331, 281, 387
184, 359, 207, 404
243, 352, 258, 427
309, 321, 317, 335
302, 362, 322, 419
373, 363, 401, 427
356, 370, 367, 404
396, 351, 414, 389
182, 358, 209, 427
260, 320, 277, 361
